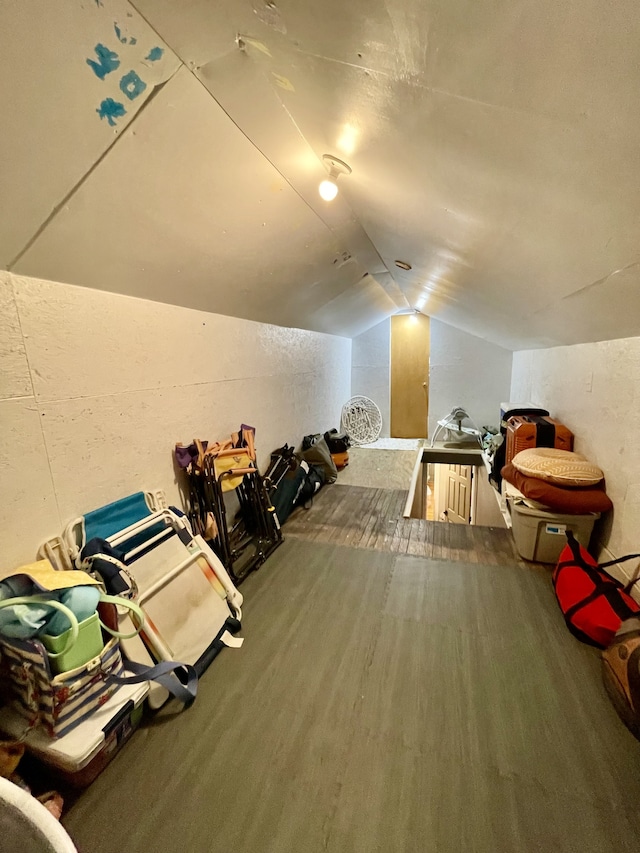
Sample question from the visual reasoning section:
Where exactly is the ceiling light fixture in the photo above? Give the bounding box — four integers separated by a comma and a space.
319, 154, 352, 201
395, 260, 412, 271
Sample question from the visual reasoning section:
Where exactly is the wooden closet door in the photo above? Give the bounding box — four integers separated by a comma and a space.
390, 314, 430, 438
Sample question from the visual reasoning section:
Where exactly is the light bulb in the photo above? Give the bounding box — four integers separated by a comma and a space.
319, 179, 338, 201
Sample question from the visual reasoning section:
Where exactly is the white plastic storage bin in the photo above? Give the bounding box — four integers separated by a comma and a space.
0, 682, 148, 787
507, 497, 600, 563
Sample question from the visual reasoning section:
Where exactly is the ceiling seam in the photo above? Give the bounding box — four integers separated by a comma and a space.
527, 259, 640, 318
7, 63, 183, 272
126, 2, 342, 237
127, 1, 395, 282
559, 259, 640, 300
293, 48, 561, 121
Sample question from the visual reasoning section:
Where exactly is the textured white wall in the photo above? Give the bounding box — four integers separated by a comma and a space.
0, 272, 351, 568
428, 320, 513, 436
511, 339, 640, 560
351, 320, 391, 437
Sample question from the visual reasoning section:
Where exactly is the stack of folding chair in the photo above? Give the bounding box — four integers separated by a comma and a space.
39, 492, 244, 708
0, 490, 246, 786
176, 425, 282, 585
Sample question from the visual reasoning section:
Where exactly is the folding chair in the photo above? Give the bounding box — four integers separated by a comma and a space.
40, 494, 244, 708
177, 427, 282, 584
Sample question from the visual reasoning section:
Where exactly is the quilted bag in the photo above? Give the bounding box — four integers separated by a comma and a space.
0, 634, 124, 737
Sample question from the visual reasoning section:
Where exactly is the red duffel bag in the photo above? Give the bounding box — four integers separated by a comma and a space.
553, 531, 640, 648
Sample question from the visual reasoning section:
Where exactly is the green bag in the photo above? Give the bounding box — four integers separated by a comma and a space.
300, 435, 337, 484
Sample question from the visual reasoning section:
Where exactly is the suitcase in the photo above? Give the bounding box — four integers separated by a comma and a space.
489, 405, 549, 489
505, 415, 573, 466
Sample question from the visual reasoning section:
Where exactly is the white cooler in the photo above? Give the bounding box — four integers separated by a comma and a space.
507, 497, 600, 563
0, 682, 148, 787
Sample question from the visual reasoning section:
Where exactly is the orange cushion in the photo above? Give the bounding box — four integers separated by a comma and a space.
331, 451, 349, 470
501, 463, 612, 514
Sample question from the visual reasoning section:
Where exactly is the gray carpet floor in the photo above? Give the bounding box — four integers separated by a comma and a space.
63, 539, 640, 852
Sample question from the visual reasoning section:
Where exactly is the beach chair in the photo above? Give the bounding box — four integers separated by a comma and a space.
40, 494, 244, 707
176, 427, 282, 584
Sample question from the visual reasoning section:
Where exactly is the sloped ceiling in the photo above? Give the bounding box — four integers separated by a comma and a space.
1, 0, 639, 349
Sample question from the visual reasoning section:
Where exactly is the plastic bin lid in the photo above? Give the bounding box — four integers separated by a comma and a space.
508, 496, 600, 521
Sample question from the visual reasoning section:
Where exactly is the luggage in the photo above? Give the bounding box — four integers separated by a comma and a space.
552, 531, 640, 647
489, 404, 549, 490
324, 430, 350, 454
300, 436, 337, 484
271, 459, 308, 524
602, 618, 640, 740
295, 463, 325, 508
505, 415, 573, 466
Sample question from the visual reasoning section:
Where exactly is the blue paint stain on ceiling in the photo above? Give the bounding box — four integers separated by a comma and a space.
145, 46, 164, 62
96, 97, 126, 126
86, 44, 120, 79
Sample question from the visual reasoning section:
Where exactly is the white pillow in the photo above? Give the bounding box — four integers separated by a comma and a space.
512, 447, 604, 487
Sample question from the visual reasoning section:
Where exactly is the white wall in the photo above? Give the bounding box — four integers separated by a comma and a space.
0, 272, 351, 569
351, 320, 391, 437
428, 319, 513, 436
511, 338, 640, 561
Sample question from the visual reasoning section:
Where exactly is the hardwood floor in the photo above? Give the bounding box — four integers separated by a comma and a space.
285, 483, 541, 570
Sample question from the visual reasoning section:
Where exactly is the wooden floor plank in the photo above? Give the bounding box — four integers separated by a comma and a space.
406, 517, 426, 557
364, 488, 396, 550
285, 484, 549, 570
353, 487, 389, 548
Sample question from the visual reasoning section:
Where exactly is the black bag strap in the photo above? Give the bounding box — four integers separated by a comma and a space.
107, 659, 198, 707
598, 553, 640, 569
568, 529, 640, 593
564, 583, 639, 625
557, 531, 624, 583
597, 553, 640, 594
558, 530, 640, 597
555, 531, 620, 587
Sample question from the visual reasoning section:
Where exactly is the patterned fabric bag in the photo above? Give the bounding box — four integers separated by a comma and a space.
602, 618, 640, 739
0, 634, 124, 738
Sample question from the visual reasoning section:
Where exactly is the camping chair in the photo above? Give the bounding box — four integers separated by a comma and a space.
176, 427, 282, 584
37, 491, 168, 572
40, 495, 244, 707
